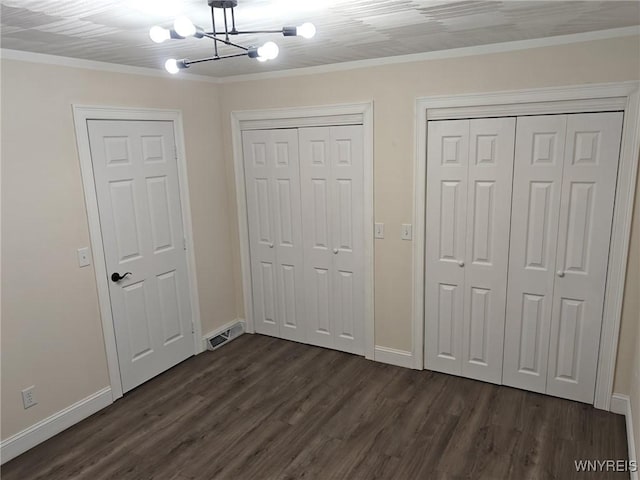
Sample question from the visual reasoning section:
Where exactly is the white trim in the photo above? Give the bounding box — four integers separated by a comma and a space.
374, 346, 415, 369
0, 387, 112, 464
230, 102, 375, 360
72, 105, 204, 400
413, 81, 640, 410
611, 393, 631, 415
1, 48, 220, 84
610, 393, 638, 480
201, 318, 246, 351
219, 26, 640, 84
3, 26, 637, 85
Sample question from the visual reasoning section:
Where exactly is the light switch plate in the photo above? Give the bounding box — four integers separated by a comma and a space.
401, 224, 413, 240
77, 247, 91, 267
374, 223, 384, 239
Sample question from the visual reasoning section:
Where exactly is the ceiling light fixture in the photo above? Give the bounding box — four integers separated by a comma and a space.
150, 0, 316, 74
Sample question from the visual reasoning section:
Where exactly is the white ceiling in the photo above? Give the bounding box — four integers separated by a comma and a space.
1, 1, 639, 78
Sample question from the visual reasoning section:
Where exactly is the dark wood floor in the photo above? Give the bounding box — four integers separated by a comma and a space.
2, 334, 629, 480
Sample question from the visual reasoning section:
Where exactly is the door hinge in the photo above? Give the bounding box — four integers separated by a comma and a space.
183, 237, 187, 251
174, 145, 178, 161
191, 322, 195, 334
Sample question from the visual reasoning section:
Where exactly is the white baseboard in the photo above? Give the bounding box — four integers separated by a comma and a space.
374, 345, 415, 369
201, 318, 245, 351
611, 393, 638, 480
0, 386, 112, 465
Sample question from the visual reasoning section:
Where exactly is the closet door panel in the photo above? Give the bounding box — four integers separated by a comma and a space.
503, 115, 567, 393
546, 112, 623, 403
331, 126, 364, 355
425, 120, 469, 375
461, 117, 516, 384
299, 128, 334, 349
270, 130, 306, 342
242, 130, 280, 337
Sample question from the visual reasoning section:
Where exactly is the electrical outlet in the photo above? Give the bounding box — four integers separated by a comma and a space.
401, 224, 413, 240
21, 386, 37, 409
374, 223, 384, 239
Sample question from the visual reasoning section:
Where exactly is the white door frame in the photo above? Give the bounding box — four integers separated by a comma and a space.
412, 81, 640, 410
72, 105, 203, 401
230, 102, 375, 360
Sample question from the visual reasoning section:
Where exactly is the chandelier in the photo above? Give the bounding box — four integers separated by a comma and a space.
149, 0, 316, 73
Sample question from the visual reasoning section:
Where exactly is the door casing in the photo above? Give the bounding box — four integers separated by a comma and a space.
73, 106, 203, 401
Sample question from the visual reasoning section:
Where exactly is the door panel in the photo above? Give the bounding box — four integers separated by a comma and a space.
425, 120, 469, 375
243, 131, 279, 337
331, 126, 364, 355
299, 126, 365, 355
243, 129, 305, 342
299, 128, 334, 348
503, 115, 567, 394
88, 120, 194, 393
546, 112, 623, 403
461, 117, 515, 384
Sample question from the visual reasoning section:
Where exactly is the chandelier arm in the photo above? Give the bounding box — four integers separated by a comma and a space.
229, 29, 283, 35
210, 5, 219, 57
230, 7, 238, 34
202, 32, 249, 51
223, 7, 230, 41
184, 52, 248, 66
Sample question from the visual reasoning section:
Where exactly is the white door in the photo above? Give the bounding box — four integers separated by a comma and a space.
502, 112, 623, 403
425, 118, 515, 382
425, 120, 469, 375
87, 120, 194, 393
461, 118, 515, 384
298, 126, 365, 355
502, 115, 567, 394
242, 129, 306, 343
546, 112, 623, 403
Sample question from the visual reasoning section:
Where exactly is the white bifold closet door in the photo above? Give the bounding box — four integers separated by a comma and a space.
425, 118, 516, 384
298, 126, 365, 355
503, 112, 623, 403
242, 129, 306, 343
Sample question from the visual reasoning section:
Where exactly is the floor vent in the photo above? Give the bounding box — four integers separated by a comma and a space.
206, 322, 244, 351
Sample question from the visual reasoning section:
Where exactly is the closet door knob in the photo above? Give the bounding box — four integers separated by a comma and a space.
268, 243, 274, 248
557, 270, 565, 277
333, 248, 339, 254
458, 260, 465, 267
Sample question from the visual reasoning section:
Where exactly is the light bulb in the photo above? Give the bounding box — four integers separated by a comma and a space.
257, 56, 268, 62
174, 16, 196, 37
297, 22, 316, 39
165, 58, 180, 74
257, 41, 279, 60
149, 26, 171, 43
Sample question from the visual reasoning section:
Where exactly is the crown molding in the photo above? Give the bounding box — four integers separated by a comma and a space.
0, 48, 222, 84
1, 26, 638, 85
218, 26, 640, 84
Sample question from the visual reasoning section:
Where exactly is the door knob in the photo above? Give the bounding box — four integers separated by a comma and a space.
557, 270, 565, 278
458, 260, 465, 267
268, 243, 274, 248
333, 248, 339, 254
111, 272, 132, 282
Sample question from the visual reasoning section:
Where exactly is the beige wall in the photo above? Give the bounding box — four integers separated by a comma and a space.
218, 35, 640, 358
2, 33, 639, 445
1, 60, 236, 439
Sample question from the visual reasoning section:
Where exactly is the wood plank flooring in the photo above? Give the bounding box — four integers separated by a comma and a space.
2, 334, 629, 480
